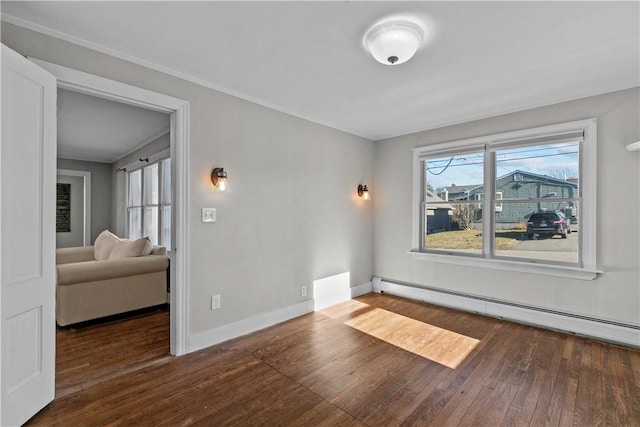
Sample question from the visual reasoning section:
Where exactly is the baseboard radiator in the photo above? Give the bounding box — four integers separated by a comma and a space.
372, 277, 640, 348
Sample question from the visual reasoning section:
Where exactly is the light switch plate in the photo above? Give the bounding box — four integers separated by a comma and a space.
202, 208, 217, 223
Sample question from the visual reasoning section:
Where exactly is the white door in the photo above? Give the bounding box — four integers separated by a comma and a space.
1, 44, 57, 426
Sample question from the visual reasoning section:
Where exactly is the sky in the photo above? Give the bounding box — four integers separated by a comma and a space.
426, 141, 579, 191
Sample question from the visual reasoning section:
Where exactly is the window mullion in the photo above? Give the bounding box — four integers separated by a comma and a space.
482, 149, 495, 258
125, 172, 130, 237
157, 162, 163, 246
420, 161, 426, 250
140, 167, 146, 239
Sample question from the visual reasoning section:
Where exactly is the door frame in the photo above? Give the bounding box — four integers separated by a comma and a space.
57, 168, 91, 246
32, 58, 190, 356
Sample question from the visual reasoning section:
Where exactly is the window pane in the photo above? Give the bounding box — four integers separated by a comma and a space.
424, 203, 482, 255
495, 201, 579, 263
426, 152, 484, 203
493, 141, 580, 264
144, 163, 159, 205
128, 207, 142, 239
162, 205, 171, 249
144, 206, 158, 245
128, 169, 142, 206
162, 158, 171, 204
494, 142, 579, 201
424, 152, 483, 254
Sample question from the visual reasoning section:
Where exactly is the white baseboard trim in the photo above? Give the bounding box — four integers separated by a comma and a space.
351, 282, 372, 298
188, 300, 314, 353
375, 277, 640, 348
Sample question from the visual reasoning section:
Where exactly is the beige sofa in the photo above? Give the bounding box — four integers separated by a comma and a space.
56, 232, 169, 326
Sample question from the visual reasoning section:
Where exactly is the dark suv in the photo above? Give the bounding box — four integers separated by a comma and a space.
526, 211, 570, 239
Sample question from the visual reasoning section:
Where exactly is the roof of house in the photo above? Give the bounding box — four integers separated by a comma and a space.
500, 170, 578, 188
425, 189, 452, 209
441, 170, 578, 196
441, 184, 477, 194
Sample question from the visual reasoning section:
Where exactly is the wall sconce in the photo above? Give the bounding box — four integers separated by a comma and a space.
211, 167, 228, 191
357, 184, 371, 201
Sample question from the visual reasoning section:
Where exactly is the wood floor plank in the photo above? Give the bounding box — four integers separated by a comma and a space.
26, 293, 640, 426
422, 330, 512, 426
350, 357, 446, 426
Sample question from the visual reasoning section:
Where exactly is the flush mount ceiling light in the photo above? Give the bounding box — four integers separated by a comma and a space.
364, 19, 425, 65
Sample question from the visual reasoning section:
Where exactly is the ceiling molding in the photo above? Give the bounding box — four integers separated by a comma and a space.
56, 153, 112, 164
115, 128, 170, 164
379, 83, 640, 142
3, 5, 638, 142
1, 13, 370, 140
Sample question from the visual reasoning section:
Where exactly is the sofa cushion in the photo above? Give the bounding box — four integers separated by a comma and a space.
109, 237, 151, 260
94, 230, 121, 260
56, 255, 169, 286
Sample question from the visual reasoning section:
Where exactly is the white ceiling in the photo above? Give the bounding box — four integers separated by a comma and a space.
2, 2, 639, 141
57, 89, 169, 163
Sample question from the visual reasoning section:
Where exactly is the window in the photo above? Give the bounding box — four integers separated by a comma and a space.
475, 193, 503, 211
127, 155, 171, 249
412, 119, 598, 279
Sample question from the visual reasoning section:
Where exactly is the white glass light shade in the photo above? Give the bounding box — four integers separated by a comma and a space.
211, 167, 228, 192
365, 21, 424, 65
625, 141, 640, 152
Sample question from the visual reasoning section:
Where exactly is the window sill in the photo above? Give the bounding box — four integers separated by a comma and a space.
408, 250, 601, 280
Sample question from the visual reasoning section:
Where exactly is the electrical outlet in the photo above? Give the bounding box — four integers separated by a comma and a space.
211, 294, 221, 310
301, 286, 307, 297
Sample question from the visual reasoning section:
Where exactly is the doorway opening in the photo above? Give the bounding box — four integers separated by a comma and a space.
32, 58, 189, 357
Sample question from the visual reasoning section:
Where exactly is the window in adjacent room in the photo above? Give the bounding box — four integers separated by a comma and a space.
127, 155, 171, 249
412, 119, 597, 279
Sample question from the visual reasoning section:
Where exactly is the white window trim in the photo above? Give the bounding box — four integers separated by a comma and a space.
411, 118, 599, 280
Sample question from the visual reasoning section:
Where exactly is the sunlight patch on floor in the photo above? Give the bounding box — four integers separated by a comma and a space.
321, 301, 479, 369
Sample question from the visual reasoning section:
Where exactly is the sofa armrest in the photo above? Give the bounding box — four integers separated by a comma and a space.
57, 255, 169, 286
57, 246, 95, 265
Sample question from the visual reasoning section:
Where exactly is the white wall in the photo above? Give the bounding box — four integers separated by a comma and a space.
374, 88, 640, 326
57, 158, 112, 243
2, 23, 374, 337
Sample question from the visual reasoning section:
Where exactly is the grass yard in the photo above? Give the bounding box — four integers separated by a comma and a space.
425, 229, 523, 250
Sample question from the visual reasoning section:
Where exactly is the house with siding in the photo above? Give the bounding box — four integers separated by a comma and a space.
425, 189, 452, 233
437, 184, 476, 202
468, 170, 579, 229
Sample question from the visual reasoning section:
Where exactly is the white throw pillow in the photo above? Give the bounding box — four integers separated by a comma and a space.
108, 237, 150, 260
141, 238, 154, 256
94, 230, 121, 261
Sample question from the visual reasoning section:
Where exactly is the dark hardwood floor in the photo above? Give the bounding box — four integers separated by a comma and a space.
27, 293, 640, 426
